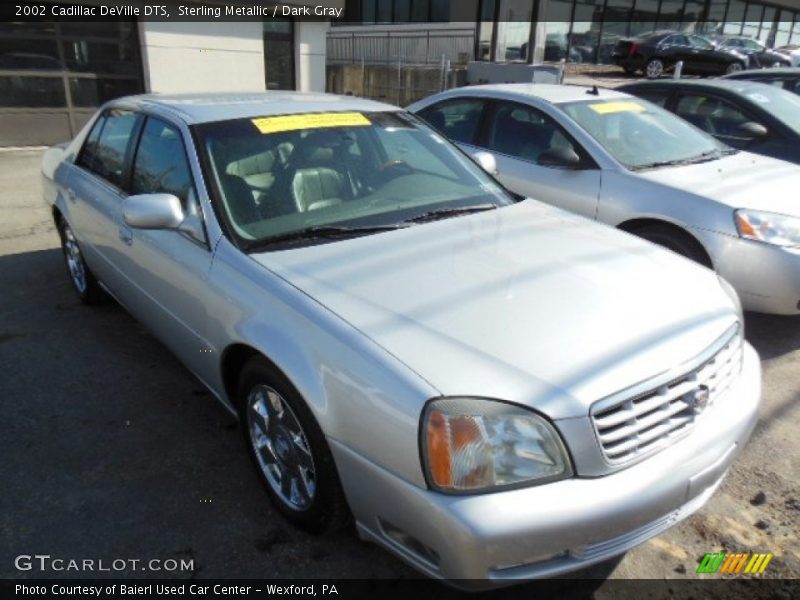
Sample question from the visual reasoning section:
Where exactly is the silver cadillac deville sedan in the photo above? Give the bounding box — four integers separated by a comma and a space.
41, 92, 760, 585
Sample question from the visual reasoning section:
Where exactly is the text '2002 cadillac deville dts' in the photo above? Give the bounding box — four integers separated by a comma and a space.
41, 92, 760, 587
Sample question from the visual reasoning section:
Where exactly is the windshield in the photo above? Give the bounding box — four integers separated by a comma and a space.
559, 98, 726, 170
740, 85, 800, 135
195, 111, 512, 250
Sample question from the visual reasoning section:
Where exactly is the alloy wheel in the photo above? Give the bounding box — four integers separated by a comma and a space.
62, 225, 87, 294
246, 384, 316, 511
726, 62, 744, 74
646, 59, 664, 78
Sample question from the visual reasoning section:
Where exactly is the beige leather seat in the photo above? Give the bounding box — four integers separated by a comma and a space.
289, 143, 345, 212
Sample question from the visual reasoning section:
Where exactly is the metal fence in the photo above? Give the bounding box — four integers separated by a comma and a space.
327, 28, 476, 66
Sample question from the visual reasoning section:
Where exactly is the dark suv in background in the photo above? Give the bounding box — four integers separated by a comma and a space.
613, 31, 747, 78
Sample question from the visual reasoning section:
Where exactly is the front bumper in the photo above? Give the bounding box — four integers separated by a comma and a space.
330, 343, 761, 586
698, 229, 800, 315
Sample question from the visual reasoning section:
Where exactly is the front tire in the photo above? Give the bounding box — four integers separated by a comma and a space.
58, 219, 105, 304
645, 58, 665, 78
632, 225, 712, 269
238, 357, 349, 534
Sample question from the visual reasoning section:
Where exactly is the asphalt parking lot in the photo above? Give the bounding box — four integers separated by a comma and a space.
1, 148, 798, 586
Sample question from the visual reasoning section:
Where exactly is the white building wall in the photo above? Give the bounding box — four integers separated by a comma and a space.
295, 21, 328, 92
139, 21, 266, 94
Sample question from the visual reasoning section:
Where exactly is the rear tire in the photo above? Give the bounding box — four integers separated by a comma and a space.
725, 62, 744, 74
238, 356, 349, 534
645, 58, 665, 78
57, 218, 105, 304
631, 224, 712, 269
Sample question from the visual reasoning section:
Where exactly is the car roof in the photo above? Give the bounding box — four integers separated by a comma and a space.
441, 83, 634, 105
112, 92, 400, 125
620, 78, 778, 95
724, 67, 800, 77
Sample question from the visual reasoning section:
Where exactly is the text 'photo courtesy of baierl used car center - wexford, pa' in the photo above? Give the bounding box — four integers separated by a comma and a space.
1, 1, 800, 600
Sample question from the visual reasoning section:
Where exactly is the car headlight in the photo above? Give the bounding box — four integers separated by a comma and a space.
421, 398, 572, 494
735, 209, 800, 248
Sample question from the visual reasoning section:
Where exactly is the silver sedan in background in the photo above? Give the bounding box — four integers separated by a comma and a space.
408, 84, 800, 315
42, 93, 760, 586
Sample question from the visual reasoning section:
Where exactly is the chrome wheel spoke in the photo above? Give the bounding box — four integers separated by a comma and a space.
246, 384, 316, 511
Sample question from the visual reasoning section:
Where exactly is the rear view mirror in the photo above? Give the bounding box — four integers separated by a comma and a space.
538, 146, 582, 168
737, 121, 768, 138
471, 151, 499, 176
123, 193, 184, 230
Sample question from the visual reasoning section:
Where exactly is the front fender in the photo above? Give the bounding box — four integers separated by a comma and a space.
206, 238, 438, 488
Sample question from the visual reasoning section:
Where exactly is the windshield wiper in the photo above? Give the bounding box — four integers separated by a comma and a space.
244, 224, 407, 252
633, 149, 726, 171
404, 204, 498, 224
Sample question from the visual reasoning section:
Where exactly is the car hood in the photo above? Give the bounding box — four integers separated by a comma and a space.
635, 151, 800, 216
252, 200, 737, 419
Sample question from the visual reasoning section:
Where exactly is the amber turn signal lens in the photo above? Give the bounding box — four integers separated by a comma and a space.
735, 213, 756, 237
426, 410, 452, 487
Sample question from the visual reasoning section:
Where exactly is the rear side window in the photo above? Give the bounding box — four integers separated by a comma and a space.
90, 109, 141, 187
76, 114, 106, 173
418, 98, 485, 145
131, 117, 194, 204
484, 101, 585, 165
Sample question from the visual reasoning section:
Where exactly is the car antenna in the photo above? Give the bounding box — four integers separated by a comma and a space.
587, 85, 600, 96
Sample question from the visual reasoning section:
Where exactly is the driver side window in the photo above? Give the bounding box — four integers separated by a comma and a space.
131, 117, 195, 205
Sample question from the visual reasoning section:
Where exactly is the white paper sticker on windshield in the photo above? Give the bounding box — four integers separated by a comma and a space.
589, 101, 646, 114
251, 112, 371, 134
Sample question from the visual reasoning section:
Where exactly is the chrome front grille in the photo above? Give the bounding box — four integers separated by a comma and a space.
591, 326, 743, 465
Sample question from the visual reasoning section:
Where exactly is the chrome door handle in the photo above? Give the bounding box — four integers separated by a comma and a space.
119, 226, 133, 246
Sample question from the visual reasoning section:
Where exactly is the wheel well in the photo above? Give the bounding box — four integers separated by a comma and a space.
52, 206, 63, 227
617, 218, 713, 269
220, 344, 262, 407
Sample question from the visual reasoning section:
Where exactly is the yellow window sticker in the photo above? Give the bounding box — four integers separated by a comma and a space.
251, 112, 371, 134
589, 102, 646, 114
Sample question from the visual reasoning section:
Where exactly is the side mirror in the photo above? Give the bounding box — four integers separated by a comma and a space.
123, 193, 184, 230
471, 151, 498, 176
737, 121, 768, 138
538, 146, 582, 168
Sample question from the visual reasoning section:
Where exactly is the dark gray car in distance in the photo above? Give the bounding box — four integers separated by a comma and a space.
708, 35, 792, 69
722, 67, 800, 96
619, 79, 800, 165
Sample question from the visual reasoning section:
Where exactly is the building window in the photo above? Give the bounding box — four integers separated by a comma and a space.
723, 1, 746, 35
495, 0, 533, 62
741, 3, 764, 39
263, 20, 295, 91
542, 0, 574, 62
774, 12, 793, 47
412, 0, 430, 22
0, 17, 143, 146
477, 0, 496, 61
570, 0, 604, 64
631, 0, 660, 37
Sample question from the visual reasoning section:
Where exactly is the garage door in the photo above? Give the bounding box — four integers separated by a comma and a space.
0, 20, 143, 146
